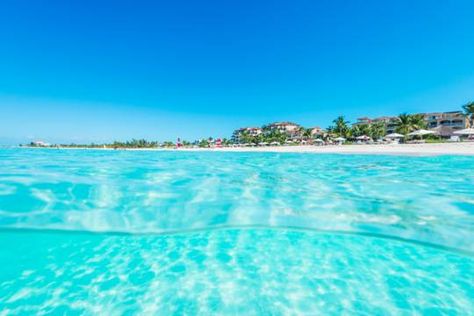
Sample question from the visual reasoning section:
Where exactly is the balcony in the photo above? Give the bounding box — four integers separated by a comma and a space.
439, 121, 465, 127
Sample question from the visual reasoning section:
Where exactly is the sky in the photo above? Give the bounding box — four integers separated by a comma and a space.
0, 0, 473, 144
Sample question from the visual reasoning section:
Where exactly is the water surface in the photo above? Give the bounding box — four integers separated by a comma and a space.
0, 148, 473, 314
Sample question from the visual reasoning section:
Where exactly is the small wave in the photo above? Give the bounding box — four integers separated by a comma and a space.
1, 225, 472, 258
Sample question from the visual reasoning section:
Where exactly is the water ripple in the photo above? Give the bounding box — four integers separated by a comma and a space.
1, 148, 474, 252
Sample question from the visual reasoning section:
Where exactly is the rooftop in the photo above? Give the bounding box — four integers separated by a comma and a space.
268, 121, 300, 126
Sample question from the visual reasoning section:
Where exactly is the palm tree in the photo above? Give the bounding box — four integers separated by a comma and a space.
409, 114, 427, 130
351, 125, 361, 137
221, 138, 232, 146
331, 116, 351, 138
302, 128, 312, 140
463, 101, 474, 127
359, 124, 372, 137
395, 113, 413, 135
238, 130, 252, 144
370, 122, 386, 140
395, 113, 427, 136
198, 139, 209, 148
163, 141, 175, 148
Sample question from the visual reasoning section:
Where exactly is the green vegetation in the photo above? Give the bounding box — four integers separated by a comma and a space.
394, 113, 427, 136
328, 116, 351, 138
25, 102, 472, 148
110, 139, 159, 148
463, 101, 474, 126
355, 122, 384, 139
262, 129, 287, 145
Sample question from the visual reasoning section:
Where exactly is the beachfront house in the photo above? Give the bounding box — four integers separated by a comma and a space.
265, 122, 301, 135
353, 111, 469, 137
263, 122, 304, 144
353, 116, 398, 134
422, 111, 469, 130
231, 127, 263, 143
310, 126, 324, 136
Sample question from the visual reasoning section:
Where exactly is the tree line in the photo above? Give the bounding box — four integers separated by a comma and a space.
26, 101, 473, 148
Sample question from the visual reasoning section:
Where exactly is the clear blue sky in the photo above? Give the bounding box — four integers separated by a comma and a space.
1, 0, 473, 144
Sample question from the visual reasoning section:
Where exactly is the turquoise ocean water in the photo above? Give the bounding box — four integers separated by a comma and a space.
0, 148, 473, 314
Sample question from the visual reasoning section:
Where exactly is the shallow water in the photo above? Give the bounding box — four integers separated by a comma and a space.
1, 228, 473, 315
0, 148, 473, 313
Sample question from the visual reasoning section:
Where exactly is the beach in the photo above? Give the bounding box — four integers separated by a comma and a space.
157, 142, 474, 155
28, 141, 474, 155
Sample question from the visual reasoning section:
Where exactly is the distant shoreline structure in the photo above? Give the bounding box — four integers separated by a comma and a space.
21, 103, 474, 149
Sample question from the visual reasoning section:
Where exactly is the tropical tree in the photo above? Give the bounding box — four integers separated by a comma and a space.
238, 130, 258, 144
370, 121, 386, 140
109, 139, 159, 148
162, 141, 174, 147
238, 130, 249, 143
330, 116, 351, 138
221, 138, 232, 146
198, 139, 209, 148
262, 129, 286, 144
351, 125, 361, 137
463, 101, 474, 127
302, 128, 312, 140
409, 114, 427, 130
351, 124, 371, 138
395, 113, 413, 135
395, 113, 427, 136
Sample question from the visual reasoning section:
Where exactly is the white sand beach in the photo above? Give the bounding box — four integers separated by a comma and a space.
30, 142, 474, 155
178, 142, 474, 155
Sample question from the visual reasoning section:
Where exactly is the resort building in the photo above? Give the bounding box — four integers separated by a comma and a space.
421, 111, 469, 130
265, 122, 301, 135
354, 111, 470, 136
231, 127, 262, 143
354, 117, 369, 125
310, 126, 324, 136
353, 116, 398, 134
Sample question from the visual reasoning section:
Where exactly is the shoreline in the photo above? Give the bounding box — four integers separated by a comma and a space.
18, 142, 474, 156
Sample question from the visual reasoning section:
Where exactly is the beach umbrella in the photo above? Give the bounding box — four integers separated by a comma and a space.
334, 137, 346, 142
407, 129, 435, 136
453, 128, 474, 135
431, 126, 455, 137
270, 141, 280, 146
285, 140, 294, 144
258, 142, 268, 146
314, 138, 324, 146
385, 133, 404, 139
356, 135, 371, 140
